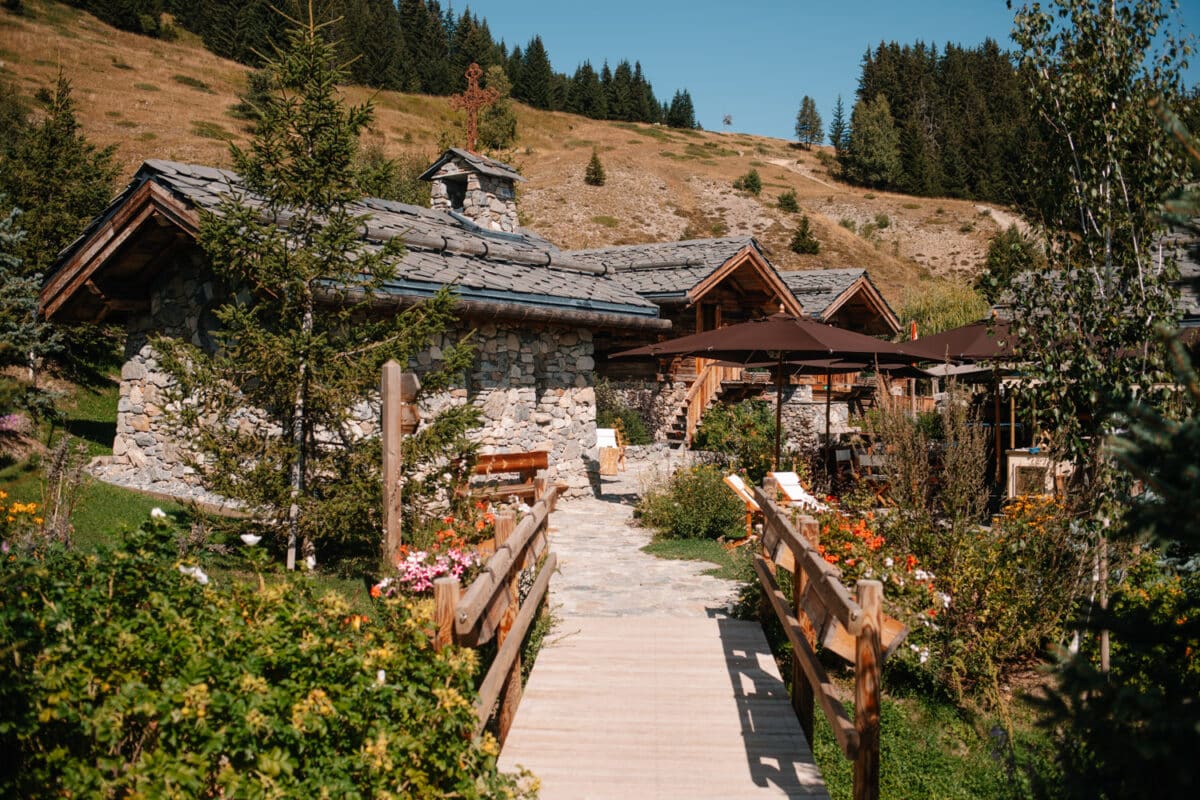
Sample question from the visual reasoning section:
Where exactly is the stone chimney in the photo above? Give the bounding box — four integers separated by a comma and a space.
420, 148, 523, 234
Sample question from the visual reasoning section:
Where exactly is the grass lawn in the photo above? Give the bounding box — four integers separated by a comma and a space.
640, 535, 754, 581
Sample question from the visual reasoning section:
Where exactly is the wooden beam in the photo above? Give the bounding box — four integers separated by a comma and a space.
754, 555, 858, 759
382, 362, 420, 565
853, 580, 882, 800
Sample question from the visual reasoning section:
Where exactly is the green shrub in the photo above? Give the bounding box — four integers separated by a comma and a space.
789, 215, 821, 255
693, 399, 777, 484
595, 379, 652, 445
732, 168, 762, 195
838, 217, 856, 232
172, 74, 213, 93
584, 149, 606, 186
777, 190, 799, 212
875, 212, 891, 229
0, 523, 530, 798
637, 464, 744, 540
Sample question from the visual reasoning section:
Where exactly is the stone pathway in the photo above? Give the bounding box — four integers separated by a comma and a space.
544, 449, 742, 618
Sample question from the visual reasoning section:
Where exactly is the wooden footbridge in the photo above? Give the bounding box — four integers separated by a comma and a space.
432, 482, 892, 800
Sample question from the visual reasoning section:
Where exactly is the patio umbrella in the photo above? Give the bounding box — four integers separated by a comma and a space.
613, 313, 907, 464
896, 318, 1016, 363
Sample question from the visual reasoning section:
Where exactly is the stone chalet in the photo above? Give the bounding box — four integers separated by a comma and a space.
39, 149, 899, 496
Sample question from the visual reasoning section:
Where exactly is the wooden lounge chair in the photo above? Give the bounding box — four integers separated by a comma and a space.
722, 473, 761, 544
767, 471, 829, 513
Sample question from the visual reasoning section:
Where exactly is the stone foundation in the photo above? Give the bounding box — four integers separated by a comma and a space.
108, 257, 599, 497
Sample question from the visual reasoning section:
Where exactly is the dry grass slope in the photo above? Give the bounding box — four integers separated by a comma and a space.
0, 0, 1016, 305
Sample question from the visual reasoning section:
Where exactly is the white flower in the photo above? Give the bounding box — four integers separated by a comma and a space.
883, 557, 894, 568
919, 647, 930, 664
305, 555, 317, 570
376, 669, 387, 685
517, 502, 532, 516
914, 568, 930, 581
940, 592, 952, 609
150, 507, 167, 520
239, 533, 261, 546
178, 564, 210, 586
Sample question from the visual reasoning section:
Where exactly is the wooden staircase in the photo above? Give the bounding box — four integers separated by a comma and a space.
666, 363, 773, 446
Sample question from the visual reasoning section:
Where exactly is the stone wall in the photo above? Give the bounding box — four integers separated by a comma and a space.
108, 253, 598, 496
427, 158, 518, 233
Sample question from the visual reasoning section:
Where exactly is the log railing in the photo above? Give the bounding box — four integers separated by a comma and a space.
433, 484, 559, 744
684, 362, 742, 444
753, 486, 901, 800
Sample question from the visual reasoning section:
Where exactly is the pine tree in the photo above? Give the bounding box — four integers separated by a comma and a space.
608, 60, 635, 121
568, 61, 607, 119
0, 74, 117, 279
584, 149, 606, 186
157, 10, 475, 570
666, 89, 696, 129
0, 203, 56, 415
789, 215, 820, 254
478, 64, 518, 149
794, 95, 823, 149
844, 94, 901, 188
827, 95, 847, 155
514, 35, 552, 108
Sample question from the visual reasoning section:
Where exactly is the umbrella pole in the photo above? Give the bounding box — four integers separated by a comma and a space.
774, 355, 784, 469
825, 370, 833, 476
993, 367, 1002, 482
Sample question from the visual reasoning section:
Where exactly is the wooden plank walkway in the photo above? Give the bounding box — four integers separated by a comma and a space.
499, 615, 830, 799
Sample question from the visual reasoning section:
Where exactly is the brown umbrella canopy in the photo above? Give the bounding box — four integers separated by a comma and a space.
614, 313, 905, 464
613, 313, 906, 363
896, 319, 1016, 362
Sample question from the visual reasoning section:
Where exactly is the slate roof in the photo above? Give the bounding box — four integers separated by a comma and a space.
418, 148, 525, 183
52, 160, 660, 322
568, 237, 759, 299
779, 269, 874, 319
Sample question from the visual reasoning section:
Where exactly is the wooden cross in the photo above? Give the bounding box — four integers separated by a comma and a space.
449, 62, 499, 153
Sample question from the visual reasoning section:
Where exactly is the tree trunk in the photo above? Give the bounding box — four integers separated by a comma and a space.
286, 298, 314, 571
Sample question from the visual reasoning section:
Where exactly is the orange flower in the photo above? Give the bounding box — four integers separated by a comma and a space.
370, 585, 381, 598
905, 554, 918, 572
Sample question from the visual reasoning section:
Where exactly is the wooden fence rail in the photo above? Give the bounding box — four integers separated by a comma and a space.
434, 484, 559, 744
753, 486, 898, 800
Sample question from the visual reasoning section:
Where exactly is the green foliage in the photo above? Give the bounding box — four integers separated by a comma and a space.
844, 94, 901, 189
0, 204, 57, 418
477, 64, 518, 150
228, 69, 272, 125
156, 16, 476, 569
354, 142, 433, 207
1034, 330, 1200, 795
776, 189, 799, 212
0, 523, 529, 798
732, 168, 762, 195
899, 282, 989, 337
692, 399, 777, 484
666, 89, 697, 129
642, 536, 754, 580
594, 379, 651, 445
827, 94, 848, 155
874, 212, 890, 229
636, 463, 744, 540
789, 215, 821, 254
794, 95, 824, 148
977, 225, 1044, 303
584, 148, 606, 187
0, 73, 117, 279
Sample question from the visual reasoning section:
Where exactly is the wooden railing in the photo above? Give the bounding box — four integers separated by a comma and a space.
433, 485, 559, 744
752, 486, 900, 800
684, 362, 741, 444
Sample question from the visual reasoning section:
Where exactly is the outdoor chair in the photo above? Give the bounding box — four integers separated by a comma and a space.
722, 473, 761, 545
766, 471, 829, 513
854, 450, 892, 506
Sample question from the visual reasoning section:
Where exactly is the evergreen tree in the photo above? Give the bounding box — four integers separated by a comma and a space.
827, 94, 847, 155
608, 60, 635, 121
844, 94, 901, 188
975, 225, 1042, 303
789, 215, 820, 254
157, 12, 474, 570
666, 89, 696, 129
794, 95, 823, 149
567, 61, 607, 119
478, 64, 518, 150
584, 149, 606, 186
0, 74, 117, 279
514, 35, 552, 109
0, 203, 56, 415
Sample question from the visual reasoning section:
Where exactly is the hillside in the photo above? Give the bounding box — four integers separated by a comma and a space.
0, 0, 1015, 304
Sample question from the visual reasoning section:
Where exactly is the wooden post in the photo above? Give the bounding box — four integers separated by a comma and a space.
793, 518, 820, 744
382, 362, 420, 566
854, 580, 882, 800
493, 510, 522, 743
433, 575, 461, 652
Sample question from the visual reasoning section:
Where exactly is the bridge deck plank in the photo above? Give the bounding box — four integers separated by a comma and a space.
499, 616, 830, 799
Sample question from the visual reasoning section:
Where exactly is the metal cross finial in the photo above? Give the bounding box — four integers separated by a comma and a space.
449, 63, 500, 153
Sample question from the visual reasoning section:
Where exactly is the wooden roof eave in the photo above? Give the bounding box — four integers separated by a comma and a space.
40, 180, 200, 321
685, 245, 803, 316
822, 275, 901, 334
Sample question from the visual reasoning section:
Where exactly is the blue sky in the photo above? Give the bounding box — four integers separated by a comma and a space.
457, 0, 1200, 141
